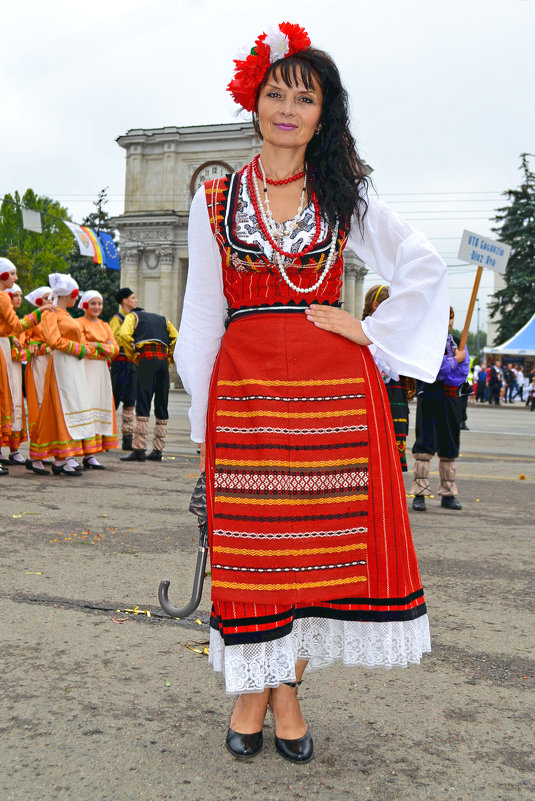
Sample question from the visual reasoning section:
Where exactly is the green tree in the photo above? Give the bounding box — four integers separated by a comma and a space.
0, 190, 73, 307
489, 153, 535, 344
67, 188, 120, 322
451, 328, 487, 362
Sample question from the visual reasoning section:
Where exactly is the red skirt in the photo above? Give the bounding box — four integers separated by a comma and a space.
205, 311, 426, 646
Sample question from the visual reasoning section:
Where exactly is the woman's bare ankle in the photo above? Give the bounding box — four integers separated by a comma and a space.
229, 689, 270, 734
271, 683, 307, 740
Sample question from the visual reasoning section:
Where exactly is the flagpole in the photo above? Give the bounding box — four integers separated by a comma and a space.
459, 265, 483, 351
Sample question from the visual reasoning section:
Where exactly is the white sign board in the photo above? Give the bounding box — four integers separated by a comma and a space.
458, 230, 511, 274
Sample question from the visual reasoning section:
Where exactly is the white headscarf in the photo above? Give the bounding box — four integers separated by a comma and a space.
78, 290, 103, 309
25, 286, 51, 307
48, 273, 79, 306
4, 283, 22, 297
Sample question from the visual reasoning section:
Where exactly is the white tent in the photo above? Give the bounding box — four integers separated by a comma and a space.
484, 311, 535, 356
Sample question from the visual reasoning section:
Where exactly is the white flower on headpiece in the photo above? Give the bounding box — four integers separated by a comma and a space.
265, 25, 290, 64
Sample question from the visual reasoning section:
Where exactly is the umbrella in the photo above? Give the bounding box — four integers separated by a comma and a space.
158, 473, 209, 618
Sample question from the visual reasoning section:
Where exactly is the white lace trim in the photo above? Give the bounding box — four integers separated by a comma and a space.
208, 615, 431, 694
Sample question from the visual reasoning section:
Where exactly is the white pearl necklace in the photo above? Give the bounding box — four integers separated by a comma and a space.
257, 157, 307, 239
251, 161, 340, 294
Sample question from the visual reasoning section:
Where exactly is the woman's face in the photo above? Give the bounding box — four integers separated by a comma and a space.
256, 68, 323, 152
11, 290, 22, 309
86, 297, 103, 319
448, 312, 454, 332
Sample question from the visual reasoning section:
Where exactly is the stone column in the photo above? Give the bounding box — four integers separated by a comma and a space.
120, 246, 141, 294
158, 246, 176, 322
354, 263, 368, 319
343, 260, 357, 316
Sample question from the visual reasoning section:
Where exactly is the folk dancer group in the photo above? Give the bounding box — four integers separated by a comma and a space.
0, 259, 176, 476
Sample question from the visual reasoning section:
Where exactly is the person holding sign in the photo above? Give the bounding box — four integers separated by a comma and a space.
411, 307, 469, 511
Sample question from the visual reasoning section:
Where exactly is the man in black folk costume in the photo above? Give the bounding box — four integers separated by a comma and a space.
117, 305, 178, 462
109, 288, 138, 450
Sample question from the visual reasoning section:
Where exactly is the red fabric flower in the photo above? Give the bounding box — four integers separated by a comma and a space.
35, 297, 43, 306
82, 301, 89, 310
71, 289, 79, 299
227, 22, 311, 112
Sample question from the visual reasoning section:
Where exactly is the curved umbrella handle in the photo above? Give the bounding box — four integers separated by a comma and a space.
158, 546, 209, 618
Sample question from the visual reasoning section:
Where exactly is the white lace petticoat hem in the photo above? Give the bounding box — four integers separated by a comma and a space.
208, 615, 431, 694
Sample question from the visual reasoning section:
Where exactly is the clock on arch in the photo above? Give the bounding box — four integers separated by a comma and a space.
191, 161, 233, 197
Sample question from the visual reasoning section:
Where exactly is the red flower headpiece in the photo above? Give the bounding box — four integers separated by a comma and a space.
227, 22, 311, 112
71, 289, 79, 299
35, 297, 43, 306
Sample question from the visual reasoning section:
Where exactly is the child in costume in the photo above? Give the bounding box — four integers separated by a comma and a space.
77, 290, 119, 468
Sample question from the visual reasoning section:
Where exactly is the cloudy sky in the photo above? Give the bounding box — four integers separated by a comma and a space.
3, 0, 534, 331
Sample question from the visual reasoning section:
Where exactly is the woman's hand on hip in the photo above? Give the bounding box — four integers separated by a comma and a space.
305, 305, 372, 345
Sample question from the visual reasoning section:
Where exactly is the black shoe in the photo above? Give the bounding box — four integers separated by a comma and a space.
274, 730, 314, 764
441, 495, 462, 510
8, 453, 25, 465
122, 435, 133, 451
26, 459, 50, 476
460, 422, 469, 430
83, 458, 106, 470
225, 728, 263, 759
412, 496, 427, 511
0, 465, 8, 476
120, 449, 146, 462
147, 449, 163, 461
51, 463, 83, 476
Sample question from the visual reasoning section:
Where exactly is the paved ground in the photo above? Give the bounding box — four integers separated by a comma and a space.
1, 395, 534, 801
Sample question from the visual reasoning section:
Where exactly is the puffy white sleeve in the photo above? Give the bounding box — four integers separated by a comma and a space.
347, 195, 449, 382
174, 187, 227, 442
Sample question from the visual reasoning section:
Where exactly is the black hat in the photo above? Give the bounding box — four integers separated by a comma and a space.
115, 287, 134, 304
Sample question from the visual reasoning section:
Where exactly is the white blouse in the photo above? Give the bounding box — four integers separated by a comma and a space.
176, 178, 449, 442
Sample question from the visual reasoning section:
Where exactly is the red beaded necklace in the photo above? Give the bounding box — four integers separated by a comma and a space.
246, 160, 324, 260
253, 155, 305, 186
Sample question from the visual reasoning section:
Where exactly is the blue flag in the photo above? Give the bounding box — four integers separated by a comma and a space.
98, 231, 121, 271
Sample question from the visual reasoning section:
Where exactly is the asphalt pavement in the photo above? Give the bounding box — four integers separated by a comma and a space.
1, 395, 534, 801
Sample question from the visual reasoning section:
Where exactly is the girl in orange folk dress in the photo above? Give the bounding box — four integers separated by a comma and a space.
29, 273, 98, 476
0, 258, 52, 475
76, 290, 119, 469
3, 283, 29, 464
22, 287, 53, 475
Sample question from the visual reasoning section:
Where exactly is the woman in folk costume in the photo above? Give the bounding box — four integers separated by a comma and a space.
76, 290, 119, 468
176, 23, 449, 763
29, 273, 97, 476
361, 285, 416, 473
0, 258, 52, 475
0, 282, 27, 466
19, 287, 53, 474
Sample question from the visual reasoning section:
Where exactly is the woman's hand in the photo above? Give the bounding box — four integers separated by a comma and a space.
454, 348, 466, 363
199, 442, 206, 472
12, 337, 24, 351
305, 305, 372, 345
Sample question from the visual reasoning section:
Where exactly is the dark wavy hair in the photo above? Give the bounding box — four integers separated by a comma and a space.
253, 48, 370, 231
